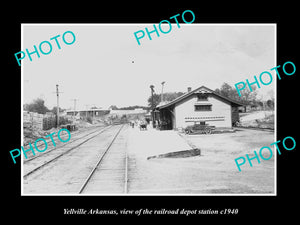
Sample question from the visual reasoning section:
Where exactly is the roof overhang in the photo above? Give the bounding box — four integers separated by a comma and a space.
156, 86, 244, 110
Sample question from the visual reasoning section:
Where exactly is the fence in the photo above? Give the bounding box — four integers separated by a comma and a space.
23, 111, 72, 130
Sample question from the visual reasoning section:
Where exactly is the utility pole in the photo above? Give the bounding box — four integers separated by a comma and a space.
70, 98, 79, 119
56, 85, 59, 127
52, 85, 63, 128
84, 104, 89, 119
53, 84, 63, 128
91, 104, 96, 123
161, 81, 165, 103
150, 85, 155, 128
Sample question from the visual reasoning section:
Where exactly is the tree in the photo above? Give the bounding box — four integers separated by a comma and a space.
163, 92, 184, 102
257, 101, 264, 108
147, 92, 184, 108
24, 98, 50, 114
109, 105, 118, 110
240, 86, 258, 105
147, 93, 160, 108
51, 106, 63, 115
119, 105, 149, 110
266, 99, 274, 109
215, 82, 258, 105
215, 83, 233, 98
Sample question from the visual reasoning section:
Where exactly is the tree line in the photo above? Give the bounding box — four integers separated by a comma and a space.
23, 98, 62, 115
214, 82, 274, 109
24, 82, 274, 115
23, 98, 150, 115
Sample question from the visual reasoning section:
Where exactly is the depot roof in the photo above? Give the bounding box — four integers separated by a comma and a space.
156, 86, 244, 109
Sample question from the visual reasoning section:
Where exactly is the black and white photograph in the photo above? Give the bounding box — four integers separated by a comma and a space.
21, 24, 276, 195
4, 4, 298, 220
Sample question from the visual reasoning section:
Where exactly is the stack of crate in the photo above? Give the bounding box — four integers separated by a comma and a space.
31, 112, 44, 130
23, 111, 31, 128
23, 111, 44, 130
43, 115, 56, 130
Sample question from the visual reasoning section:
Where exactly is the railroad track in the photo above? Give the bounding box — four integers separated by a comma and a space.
23, 125, 113, 178
23, 125, 111, 163
78, 124, 128, 194
23, 124, 129, 194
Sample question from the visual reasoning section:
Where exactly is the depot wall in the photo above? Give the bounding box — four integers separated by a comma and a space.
174, 94, 232, 129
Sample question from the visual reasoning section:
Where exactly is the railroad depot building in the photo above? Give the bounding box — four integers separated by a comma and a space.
155, 86, 243, 130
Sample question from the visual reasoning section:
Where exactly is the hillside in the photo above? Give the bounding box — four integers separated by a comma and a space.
239, 111, 274, 129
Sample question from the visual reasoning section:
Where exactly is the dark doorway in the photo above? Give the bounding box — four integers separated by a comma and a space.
158, 108, 173, 130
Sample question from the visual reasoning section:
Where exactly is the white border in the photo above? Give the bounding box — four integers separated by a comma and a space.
21, 23, 277, 196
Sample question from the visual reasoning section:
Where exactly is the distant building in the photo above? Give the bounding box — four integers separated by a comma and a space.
66, 109, 110, 118
109, 109, 147, 115
66, 108, 147, 120
109, 109, 148, 121
155, 86, 244, 129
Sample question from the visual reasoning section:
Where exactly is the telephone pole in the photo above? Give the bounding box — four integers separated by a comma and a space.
54, 84, 64, 128
150, 85, 155, 128
161, 81, 165, 103
52, 84, 63, 128
70, 98, 79, 119
84, 104, 90, 119
56, 85, 60, 127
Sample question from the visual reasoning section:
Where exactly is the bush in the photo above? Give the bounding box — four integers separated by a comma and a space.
59, 116, 71, 126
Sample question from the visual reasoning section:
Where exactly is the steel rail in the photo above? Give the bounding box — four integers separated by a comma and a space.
23, 125, 113, 178
78, 124, 125, 194
124, 151, 129, 194
24, 125, 111, 163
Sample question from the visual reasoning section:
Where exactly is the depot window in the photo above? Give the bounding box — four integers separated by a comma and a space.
194, 105, 212, 111
197, 94, 208, 101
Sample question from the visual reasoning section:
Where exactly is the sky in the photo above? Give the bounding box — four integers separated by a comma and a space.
22, 24, 275, 110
